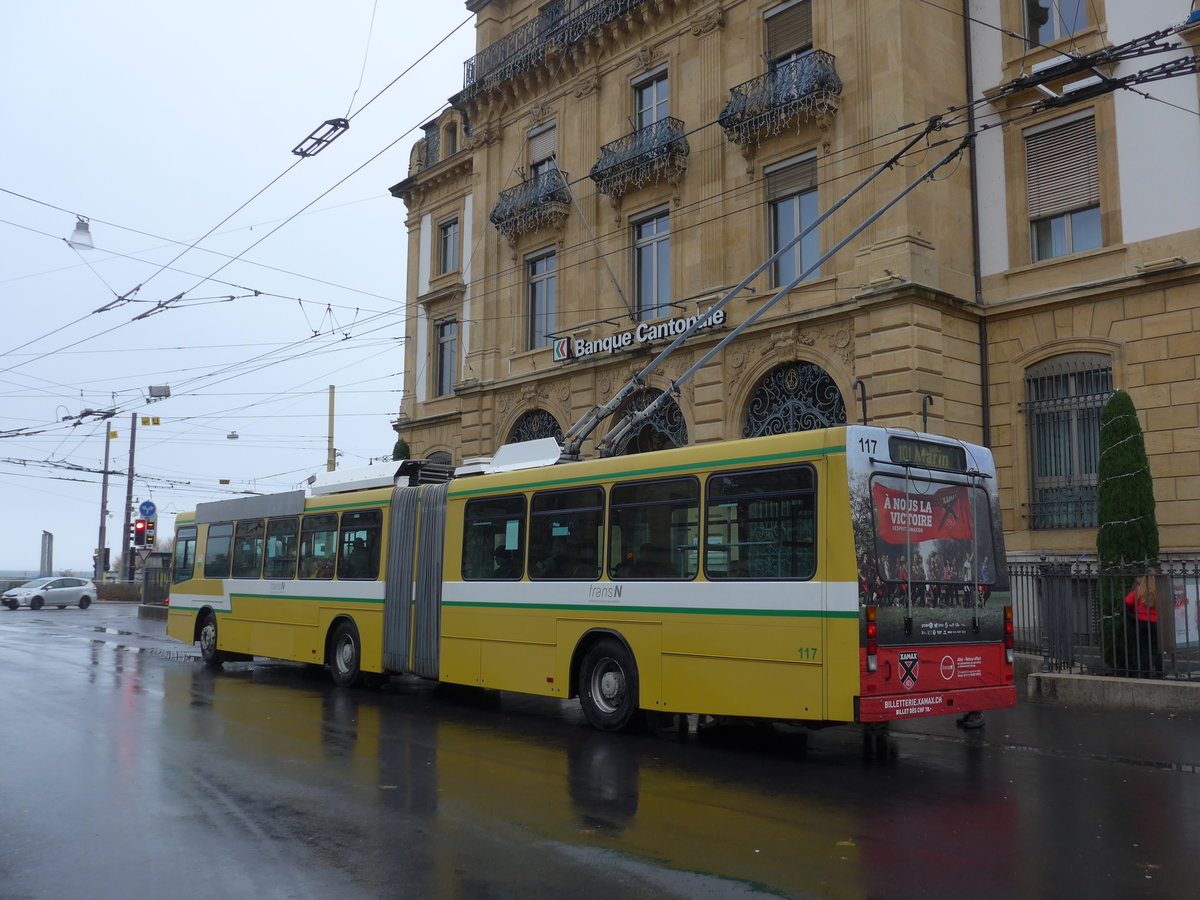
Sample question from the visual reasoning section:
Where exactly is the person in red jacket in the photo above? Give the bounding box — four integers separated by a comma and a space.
1124, 573, 1163, 678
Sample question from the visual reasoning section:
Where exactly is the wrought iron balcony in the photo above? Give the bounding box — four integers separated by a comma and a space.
719, 51, 842, 145
488, 168, 572, 242
589, 117, 689, 199
463, 0, 647, 98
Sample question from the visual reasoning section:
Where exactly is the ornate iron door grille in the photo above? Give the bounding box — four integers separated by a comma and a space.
743, 362, 846, 438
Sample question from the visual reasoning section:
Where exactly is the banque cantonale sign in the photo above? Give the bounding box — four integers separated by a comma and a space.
553, 307, 727, 362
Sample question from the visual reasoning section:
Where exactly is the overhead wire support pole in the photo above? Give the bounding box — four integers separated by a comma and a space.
597, 133, 975, 457
562, 116, 949, 458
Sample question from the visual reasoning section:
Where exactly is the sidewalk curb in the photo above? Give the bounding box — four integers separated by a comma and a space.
1027, 672, 1200, 713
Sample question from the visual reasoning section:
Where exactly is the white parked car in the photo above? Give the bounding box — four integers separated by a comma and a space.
2, 577, 96, 610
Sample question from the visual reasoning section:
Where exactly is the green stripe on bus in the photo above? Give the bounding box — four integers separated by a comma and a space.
226, 593, 384, 605
442, 600, 857, 617
448, 444, 846, 499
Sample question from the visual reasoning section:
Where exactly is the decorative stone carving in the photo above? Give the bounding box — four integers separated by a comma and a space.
574, 74, 600, 99
691, 8, 724, 37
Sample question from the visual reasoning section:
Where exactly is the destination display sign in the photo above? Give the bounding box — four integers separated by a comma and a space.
553, 306, 727, 362
888, 436, 967, 472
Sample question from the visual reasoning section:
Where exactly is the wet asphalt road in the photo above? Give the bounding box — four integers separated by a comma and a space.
2, 603, 1199, 899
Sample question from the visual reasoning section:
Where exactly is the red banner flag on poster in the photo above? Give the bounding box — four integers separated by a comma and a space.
873, 483, 974, 544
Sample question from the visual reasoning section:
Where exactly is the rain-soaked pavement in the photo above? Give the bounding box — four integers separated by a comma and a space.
2, 604, 1198, 899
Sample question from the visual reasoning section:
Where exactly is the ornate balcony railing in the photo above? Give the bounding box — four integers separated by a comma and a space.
589, 117, 689, 198
719, 51, 842, 145
488, 168, 572, 242
463, 0, 647, 98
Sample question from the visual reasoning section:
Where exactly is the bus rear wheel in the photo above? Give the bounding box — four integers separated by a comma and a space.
578, 637, 641, 733
199, 611, 224, 668
329, 620, 363, 688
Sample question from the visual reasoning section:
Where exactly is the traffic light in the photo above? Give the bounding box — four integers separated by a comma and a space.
145, 520, 156, 547
133, 519, 147, 546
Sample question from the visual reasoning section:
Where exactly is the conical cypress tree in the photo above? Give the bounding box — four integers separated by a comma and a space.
392, 438, 411, 461
1095, 390, 1158, 673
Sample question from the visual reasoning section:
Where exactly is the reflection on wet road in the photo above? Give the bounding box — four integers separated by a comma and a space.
2, 605, 1198, 898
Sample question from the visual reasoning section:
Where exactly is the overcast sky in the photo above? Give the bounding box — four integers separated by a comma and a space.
1, 2, 476, 573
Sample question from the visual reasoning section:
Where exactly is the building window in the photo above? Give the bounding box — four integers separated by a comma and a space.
766, 0, 813, 64
528, 123, 557, 179
443, 124, 458, 157
435, 318, 457, 396
767, 154, 819, 287
1024, 353, 1112, 530
1026, 113, 1101, 261
634, 69, 669, 130
527, 249, 556, 350
633, 210, 670, 321
1025, 0, 1087, 46
438, 218, 459, 274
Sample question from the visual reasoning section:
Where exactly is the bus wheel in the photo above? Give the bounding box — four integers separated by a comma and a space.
329, 620, 363, 688
199, 611, 224, 668
579, 637, 641, 733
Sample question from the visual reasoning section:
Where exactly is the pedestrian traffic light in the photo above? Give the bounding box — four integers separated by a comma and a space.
145, 520, 156, 546
133, 519, 147, 546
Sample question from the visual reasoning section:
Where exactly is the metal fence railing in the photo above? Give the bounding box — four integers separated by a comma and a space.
141, 568, 171, 606
1010, 557, 1200, 679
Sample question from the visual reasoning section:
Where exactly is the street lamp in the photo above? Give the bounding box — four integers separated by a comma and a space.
67, 216, 94, 250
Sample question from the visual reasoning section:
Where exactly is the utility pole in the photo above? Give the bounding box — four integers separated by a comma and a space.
326, 384, 336, 472
121, 413, 138, 582
95, 424, 112, 581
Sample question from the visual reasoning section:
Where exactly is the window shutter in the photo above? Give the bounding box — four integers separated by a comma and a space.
767, 156, 817, 200
528, 125, 556, 165
766, 1, 813, 59
1025, 115, 1099, 219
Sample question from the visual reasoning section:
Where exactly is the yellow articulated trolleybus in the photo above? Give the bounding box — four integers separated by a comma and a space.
166, 426, 1016, 733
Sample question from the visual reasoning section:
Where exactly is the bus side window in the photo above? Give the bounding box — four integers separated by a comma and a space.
609, 477, 699, 580
173, 526, 197, 584
231, 519, 265, 578
337, 509, 382, 580
203, 523, 233, 579
299, 513, 338, 579
462, 496, 526, 580
264, 517, 299, 579
704, 465, 816, 580
528, 488, 603, 580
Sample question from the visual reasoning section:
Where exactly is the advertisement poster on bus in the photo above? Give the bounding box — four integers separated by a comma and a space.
846, 428, 1008, 648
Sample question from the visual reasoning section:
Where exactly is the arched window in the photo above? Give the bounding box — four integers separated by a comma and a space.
506, 409, 564, 445
743, 361, 845, 438
610, 387, 688, 456
1023, 352, 1112, 529
427, 451, 453, 466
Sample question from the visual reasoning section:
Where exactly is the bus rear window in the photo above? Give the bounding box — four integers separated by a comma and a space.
462, 496, 526, 580
705, 465, 816, 580
299, 514, 338, 579
529, 488, 603, 580
203, 523, 233, 579
609, 478, 698, 580
173, 526, 197, 584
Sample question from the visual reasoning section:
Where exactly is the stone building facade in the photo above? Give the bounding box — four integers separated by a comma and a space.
390, 0, 1199, 558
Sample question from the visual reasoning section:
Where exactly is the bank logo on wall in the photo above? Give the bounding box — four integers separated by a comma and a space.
552, 337, 572, 362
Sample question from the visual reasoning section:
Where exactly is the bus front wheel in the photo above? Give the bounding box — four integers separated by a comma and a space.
329, 620, 363, 688
199, 611, 224, 668
579, 637, 641, 733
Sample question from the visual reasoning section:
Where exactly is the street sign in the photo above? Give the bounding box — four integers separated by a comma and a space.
139, 500, 157, 518
136, 548, 153, 563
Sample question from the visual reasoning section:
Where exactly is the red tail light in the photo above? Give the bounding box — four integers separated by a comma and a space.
1004, 605, 1014, 663
866, 606, 878, 672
